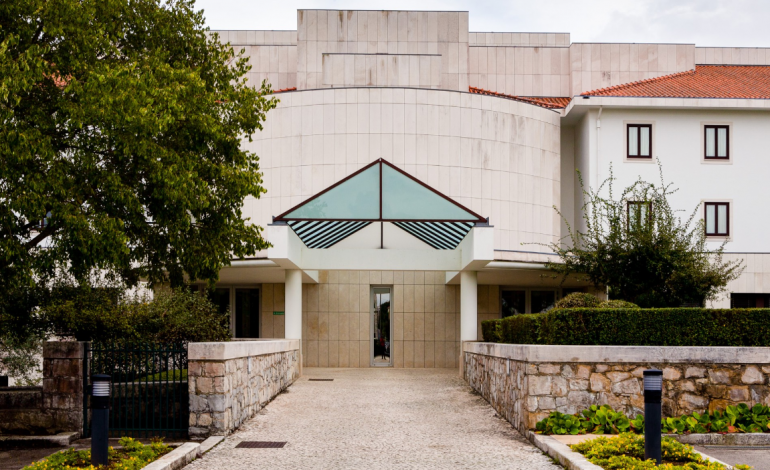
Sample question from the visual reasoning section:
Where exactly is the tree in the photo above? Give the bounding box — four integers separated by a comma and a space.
1, 0, 276, 297
547, 166, 743, 308
0, 0, 277, 376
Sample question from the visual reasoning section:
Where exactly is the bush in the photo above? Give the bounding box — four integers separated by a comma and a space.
481, 308, 770, 347
601, 299, 640, 309
44, 288, 230, 344
571, 433, 750, 470
554, 292, 602, 309
481, 320, 501, 343
23, 437, 170, 470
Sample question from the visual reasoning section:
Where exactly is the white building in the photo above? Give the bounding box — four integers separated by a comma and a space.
201, 9, 770, 368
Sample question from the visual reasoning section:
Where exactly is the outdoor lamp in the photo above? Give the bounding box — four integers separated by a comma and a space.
91, 374, 111, 466
643, 369, 663, 465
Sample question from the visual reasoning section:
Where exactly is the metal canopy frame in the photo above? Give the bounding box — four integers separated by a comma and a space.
273, 159, 488, 250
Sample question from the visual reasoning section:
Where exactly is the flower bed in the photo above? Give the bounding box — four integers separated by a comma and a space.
535, 404, 770, 436
571, 433, 751, 469
23, 437, 170, 470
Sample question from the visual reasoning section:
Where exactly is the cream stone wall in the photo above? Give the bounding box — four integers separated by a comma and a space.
299, 270, 461, 369
469, 32, 570, 47
210, 30, 298, 91
245, 87, 562, 252
469, 46, 571, 97
569, 43, 695, 95
696, 47, 770, 65
261, 283, 286, 338
296, 10, 469, 91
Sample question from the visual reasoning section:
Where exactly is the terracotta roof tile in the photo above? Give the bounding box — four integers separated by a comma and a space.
273, 87, 297, 93
582, 65, 770, 99
468, 87, 571, 109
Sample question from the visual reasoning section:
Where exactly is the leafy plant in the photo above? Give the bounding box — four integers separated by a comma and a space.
546, 166, 743, 308
571, 433, 752, 470
601, 299, 640, 309
554, 292, 602, 309
23, 436, 170, 469
535, 411, 588, 435
581, 405, 631, 434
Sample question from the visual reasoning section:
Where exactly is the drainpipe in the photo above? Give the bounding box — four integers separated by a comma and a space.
594, 106, 603, 191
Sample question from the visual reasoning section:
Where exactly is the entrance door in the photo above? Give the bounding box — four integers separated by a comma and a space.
371, 287, 392, 367
234, 288, 260, 338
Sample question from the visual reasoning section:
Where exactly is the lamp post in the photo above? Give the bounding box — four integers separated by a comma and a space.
91, 374, 111, 466
643, 369, 663, 465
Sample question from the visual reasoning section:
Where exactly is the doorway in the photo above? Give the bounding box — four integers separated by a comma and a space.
371, 287, 392, 367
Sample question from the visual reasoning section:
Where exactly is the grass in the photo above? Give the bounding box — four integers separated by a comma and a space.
133, 369, 187, 383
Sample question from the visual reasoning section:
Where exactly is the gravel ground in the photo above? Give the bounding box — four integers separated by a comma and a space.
187, 368, 562, 470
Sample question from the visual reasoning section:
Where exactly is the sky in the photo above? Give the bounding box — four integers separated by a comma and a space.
194, 0, 770, 48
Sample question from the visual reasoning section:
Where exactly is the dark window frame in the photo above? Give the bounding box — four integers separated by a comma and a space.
627, 201, 653, 230
704, 202, 730, 237
704, 125, 730, 160
626, 124, 653, 159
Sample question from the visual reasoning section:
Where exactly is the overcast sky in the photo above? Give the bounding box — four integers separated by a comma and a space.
195, 0, 770, 47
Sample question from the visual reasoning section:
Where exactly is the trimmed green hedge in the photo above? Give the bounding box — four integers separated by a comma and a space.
482, 308, 770, 346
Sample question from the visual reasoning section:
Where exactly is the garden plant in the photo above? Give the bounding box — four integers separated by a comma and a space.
570, 433, 751, 469
22, 437, 170, 470
535, 403, 770, 435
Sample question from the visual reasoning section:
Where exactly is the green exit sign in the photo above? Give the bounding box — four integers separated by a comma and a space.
273, 311, 284, 316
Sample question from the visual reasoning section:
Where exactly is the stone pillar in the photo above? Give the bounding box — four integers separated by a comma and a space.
42, 341, 85, 435
459, 271, 478, 376
285, 269, 303, 340
460, 271, 478, 342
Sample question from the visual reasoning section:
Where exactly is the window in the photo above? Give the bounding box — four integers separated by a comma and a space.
627, 124, 652, 159
704, 202, 729, 236
501, 290, 526, 317
627, 201, 652, 229
731, 293, 770, 308
705, 125, 729, 159
531, 291, 556, 313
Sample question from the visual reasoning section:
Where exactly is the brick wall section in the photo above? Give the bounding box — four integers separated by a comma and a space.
188, 340, 300, 439
464, 343, 770, 433
0, 386, 44, 434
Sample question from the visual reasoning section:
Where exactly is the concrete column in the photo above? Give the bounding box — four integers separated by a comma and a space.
460, 271, 478, 342
285, 269, 303, 340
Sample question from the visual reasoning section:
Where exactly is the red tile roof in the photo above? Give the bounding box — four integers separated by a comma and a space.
469, 86, 571, 109
582, 65, 770, 99
273, 87, 297, 93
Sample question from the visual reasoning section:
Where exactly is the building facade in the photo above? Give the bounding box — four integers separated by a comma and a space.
202, 10, 770, 367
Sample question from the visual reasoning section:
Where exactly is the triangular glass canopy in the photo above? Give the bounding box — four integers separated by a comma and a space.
274, 159, 487, 250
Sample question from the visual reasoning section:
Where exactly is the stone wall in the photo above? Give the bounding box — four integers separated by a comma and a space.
188, 340, 301, 439
464, 343, 770, 433
0, 342, 85, 435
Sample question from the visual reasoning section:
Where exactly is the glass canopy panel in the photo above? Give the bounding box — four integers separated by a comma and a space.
381, 165, 479, 220
284, 165, 380, 219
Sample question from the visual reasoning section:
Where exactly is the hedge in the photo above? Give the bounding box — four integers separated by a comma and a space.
481, 308, 770, 346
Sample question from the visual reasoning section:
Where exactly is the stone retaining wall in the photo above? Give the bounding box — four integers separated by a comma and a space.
188, 340, 301, 439
464, 343, 770, 433
0, 342, 85, 435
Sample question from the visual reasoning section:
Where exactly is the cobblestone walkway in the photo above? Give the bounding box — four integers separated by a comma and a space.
187, 368, 561, 469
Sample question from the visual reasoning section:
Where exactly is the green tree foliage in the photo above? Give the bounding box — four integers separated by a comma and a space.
0, 0, 277, 352
1, 0, 276, 293
548, 167, 743, 307
42, 287, 231, 343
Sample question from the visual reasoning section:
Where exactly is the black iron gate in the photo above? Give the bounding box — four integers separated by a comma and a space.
83, 342, 188, 439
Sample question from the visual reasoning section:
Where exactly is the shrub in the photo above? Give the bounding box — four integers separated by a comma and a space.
481, 320, 501, 343
23, 437, 170, 470
570, 433, 750, 470
601, 299, 640, 309
481, 308, 770, 347
554, 292, 602, 309
44, 287, 230, 344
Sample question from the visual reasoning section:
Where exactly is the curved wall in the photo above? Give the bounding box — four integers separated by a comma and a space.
243, 87, 561, 252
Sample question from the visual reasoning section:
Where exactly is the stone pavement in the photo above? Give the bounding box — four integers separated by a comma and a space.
695, 446, 770, 470
186, 368, 562, 469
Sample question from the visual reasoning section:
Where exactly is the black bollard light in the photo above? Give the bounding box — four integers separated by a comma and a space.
91, 374, 111, 466
643, 369, 663, 466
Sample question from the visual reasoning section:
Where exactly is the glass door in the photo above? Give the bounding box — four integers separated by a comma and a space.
371, 287, 392, 367
235, 288, 260, 338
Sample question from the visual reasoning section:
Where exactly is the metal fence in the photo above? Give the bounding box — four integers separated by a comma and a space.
83, 342, 188, 439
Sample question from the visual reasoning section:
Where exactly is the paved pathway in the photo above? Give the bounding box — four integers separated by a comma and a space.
187, 368, 562, 469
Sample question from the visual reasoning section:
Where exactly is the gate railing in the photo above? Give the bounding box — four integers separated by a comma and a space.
83, 342, 188, 439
